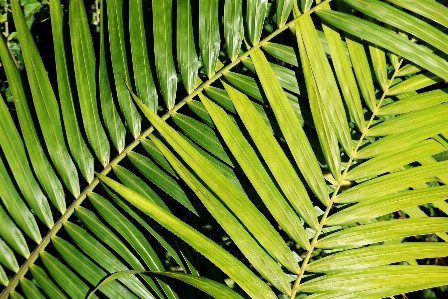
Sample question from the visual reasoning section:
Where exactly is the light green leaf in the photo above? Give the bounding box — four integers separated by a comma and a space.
172, 113, 233, 166
328, 186, 448, 225
297, 15, 352, 154
308, 243, 448, 273
387, 72, 443, 96
221, 81, 318, 232
336, 160, 448, 203
0, 266, 8, 286
368, 104, 448, 137
113, 165, 170, 211
343, 0, 448, 55
388, 0, 448, 29
128, 90, 297, 270
378, 89, 448, 115
347, 139, 446, 180
317, 218, 448, 249
300, 266, 448, 296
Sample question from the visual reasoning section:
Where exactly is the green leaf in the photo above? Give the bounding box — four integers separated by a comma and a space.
187, 100, 215, 127
130, 0, 158, 110
99, 0, 126, 152
317, 218, 448, 249
366, 25, 388, 90
316, 9, 448, 81
87, 193, 179, 299
40, 251, 99, 299
0, 238, 19, 272
9, 291, 24, 299
127, 151, 198, 215
276, 0, 293, 27
199, 0, 220, 77
101, 184, 193, 274
300, 0, 314, 13
29, 265, 68, 299
0, 150, 40, 243
151, 136, 292, 294
50, 0, 94, 183
224, 0, 243, 61
141, 139, 178, 177
52, 236, 140, 299
177, 0, 199, 93
0, 266, 8, 287
328, 186, 448, 225
69, 0, 110, 165
0, 95, 53, 227
113, 165, 170, 211
20, 278, 46, 299
0, 205, 29, 258
387, 72, 444, 96
88, 270, 245, 299
106, 0, 141, 136
246, 0, 268, 45
97, 173, 278, 299
64, 221, 157, 299
12, 0, 79, 198
172, 113, 233, 166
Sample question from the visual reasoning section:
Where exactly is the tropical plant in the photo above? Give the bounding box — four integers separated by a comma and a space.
1, 0, 448, 298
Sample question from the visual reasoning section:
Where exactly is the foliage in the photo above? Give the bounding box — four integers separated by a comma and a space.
0, 0, 448, 298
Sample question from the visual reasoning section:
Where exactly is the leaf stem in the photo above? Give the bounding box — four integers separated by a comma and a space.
0, 1, 332, 296
289, 59, 404, 298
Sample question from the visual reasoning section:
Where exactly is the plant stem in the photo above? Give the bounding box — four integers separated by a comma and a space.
0, 1, 333, 296
289, 60, 404, 298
